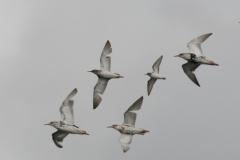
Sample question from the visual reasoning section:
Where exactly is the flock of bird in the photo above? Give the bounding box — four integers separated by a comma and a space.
45, 33, 219, 152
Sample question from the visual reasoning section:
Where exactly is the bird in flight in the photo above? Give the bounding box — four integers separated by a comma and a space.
89, 41, 123, 109
174, 33, 219, 87
45, 88, 89, 148
145, 55, 166, 95
107, 96, 149, 153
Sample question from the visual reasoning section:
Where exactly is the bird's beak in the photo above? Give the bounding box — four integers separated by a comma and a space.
83, 132, 90, 135
44, 124, 50, 125
87, 71, 92, 72
107, 126, 113, 128
210, 62, 219, 66
174, 55, 179, 57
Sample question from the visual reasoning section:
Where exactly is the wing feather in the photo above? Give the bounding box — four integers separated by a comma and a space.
119, 134, 133, 153
100, 41, 112, 71
182, 62, 201, 87
52, 131, 69, 148
60, 88, 77, 125
93, 90, 102, 109
123, 97, 143, 127
152, 56, 163, 73
147, 78, 157, 96
187, 33, 212, 56
94, 78, 109, 94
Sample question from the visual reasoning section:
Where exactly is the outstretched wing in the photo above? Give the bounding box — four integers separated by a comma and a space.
52, 131, 69, 148
147, 78, 157, 96
94, 78, 110, 94
118, 134, 133, 153
93, 90, 102, 109
182, 62, 201, 87
93, 78, 109, 109
100, 41, 112, 71
123, 96, 143, 127
60, 88, 77, 125
152, 56, 163, 73
187, 33, 212, 56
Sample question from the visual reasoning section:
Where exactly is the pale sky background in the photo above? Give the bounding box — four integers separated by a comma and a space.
1, 1, 240, 160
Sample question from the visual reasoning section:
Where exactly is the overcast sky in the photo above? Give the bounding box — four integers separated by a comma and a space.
1, 1, 240, 160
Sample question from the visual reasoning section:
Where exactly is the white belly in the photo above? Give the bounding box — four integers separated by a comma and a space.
151, 73, 164, 79
99, 71, 119, 79
58, 125, 79, 134
120, 126, 144, 135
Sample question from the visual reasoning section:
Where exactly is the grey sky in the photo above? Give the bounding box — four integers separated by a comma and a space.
1, 1, 240, 160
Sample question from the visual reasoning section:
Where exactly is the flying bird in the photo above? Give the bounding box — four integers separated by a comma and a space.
107, 96, 149, 153
45, 88, 89, 148
174, 33, 219, 87
89, 41, 123, 109
145, 55, 166, 95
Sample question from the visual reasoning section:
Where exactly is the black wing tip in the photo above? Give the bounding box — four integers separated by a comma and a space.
93, 101, 100, 109
194, 81, 200, 87
73, 88, 78, 92
106, 40, 111, 45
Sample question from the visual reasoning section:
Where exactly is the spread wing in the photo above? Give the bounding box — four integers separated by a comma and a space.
60, 88, 77, 125
93, 90, 102, 109
147, 78, 157, 96
94, 78, 110, 94
118, 134, 133, 153
152, 56, 163, 73
100, 40, 112, 71
123, 96, 143, 127
182, 62, 201, 87
187, 33, 212, 56
93, 78, 109, 109
52, 131, 69, 148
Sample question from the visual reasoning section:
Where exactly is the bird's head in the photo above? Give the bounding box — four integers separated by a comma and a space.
88, 69, 99, 75
45, 121, 58, 127
174, 53, 193, 60
145, 72, 152, 76
107, 124, 118, 129
174, 53, 186, 58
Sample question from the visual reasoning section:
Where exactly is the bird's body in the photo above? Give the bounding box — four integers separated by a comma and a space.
112, 125, 149, 135
94, 70, 122, 79
108, 96, 149, 153
146, 56, 166, 96
89, 41, 123, 109
147, 72, 165, 79
45, 88, 89, 148
50, 122, 86, 134
175, 33, 218, 87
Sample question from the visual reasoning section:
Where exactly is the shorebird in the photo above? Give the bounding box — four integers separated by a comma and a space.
45, 88, 89, 148
145, 55, 166, 95
107, 96, 149, 153
89, 41, 123, 109
174, 33, 219, 87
